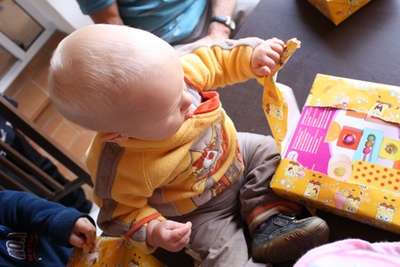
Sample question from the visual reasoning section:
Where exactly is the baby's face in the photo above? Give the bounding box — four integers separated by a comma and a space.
122, 51, 193, 141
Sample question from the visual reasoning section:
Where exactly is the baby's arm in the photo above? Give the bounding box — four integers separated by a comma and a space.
180, 37, 285, 90
146, 220, 192, 252
251, 38, 285, 77
69, 217, 97, 248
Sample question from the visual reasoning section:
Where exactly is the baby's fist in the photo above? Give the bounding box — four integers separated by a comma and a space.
251, 38, 285, 77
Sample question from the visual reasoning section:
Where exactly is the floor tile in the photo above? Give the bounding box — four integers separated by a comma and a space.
31, 63, 50, 91
69, 130, 96, 162
5, 74, 29, 98
51, 120, 79, 149
41, 107, 64, 135
12, 80, 50, 120
21, 49, 51, 79
34, 102, 58, 128
44, 31, 67, 51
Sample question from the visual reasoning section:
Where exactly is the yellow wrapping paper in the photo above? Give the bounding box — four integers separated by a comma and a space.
269, 74, 400, 234
308, 0, 371, 25
259, 38, 301, 152
67, 236, 166, 267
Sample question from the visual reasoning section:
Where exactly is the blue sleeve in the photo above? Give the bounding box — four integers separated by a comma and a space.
76, 0, 116, 15
0, 190, 95, 246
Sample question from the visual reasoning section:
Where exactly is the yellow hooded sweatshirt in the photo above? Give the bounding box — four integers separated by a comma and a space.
86, 37, 264, 253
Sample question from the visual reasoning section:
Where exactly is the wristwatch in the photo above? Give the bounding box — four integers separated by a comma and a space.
210, 16, 236, 31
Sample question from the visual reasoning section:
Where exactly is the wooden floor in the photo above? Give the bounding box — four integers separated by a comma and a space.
4, 30, 95, 201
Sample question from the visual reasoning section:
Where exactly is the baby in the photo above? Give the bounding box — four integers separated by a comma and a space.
49, 24, 329, 266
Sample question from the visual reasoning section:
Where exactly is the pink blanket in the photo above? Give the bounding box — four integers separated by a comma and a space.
294, 239, 400, 267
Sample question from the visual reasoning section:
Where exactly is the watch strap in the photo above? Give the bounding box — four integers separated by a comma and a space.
210, 16, 236, 31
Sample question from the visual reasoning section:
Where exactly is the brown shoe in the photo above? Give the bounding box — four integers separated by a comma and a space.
252, 213, 329, 263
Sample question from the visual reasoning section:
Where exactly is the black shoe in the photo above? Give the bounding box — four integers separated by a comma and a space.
252, 213, 329, 263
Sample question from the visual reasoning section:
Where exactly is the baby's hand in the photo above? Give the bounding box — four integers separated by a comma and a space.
147, 220, 192, 252
251, 38, 285, 77
69, 217, 96, 248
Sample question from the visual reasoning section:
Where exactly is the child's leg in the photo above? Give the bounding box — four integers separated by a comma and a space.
169, 176, 268, 267
237, 132, 300, 230
237, 132, 329, 264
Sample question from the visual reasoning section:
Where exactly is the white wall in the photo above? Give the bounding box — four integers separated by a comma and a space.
36, 0, 94, 34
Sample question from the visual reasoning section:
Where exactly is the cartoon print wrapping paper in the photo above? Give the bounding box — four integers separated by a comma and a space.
259, 38, 301, 152
67, 236, 166, 267
269, 73, 400, 234
308, 0, 372, 25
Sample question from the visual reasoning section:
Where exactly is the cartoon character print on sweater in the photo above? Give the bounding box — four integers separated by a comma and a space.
190, 123, 243, 207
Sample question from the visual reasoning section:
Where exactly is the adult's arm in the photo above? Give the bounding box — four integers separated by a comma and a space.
89, 2, 124, 25
201, 0, 238, 42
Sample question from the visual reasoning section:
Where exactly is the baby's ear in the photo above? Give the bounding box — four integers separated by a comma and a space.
99, 132, 129, 143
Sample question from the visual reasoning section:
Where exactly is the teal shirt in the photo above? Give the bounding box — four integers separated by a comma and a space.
77, 0, 208, 44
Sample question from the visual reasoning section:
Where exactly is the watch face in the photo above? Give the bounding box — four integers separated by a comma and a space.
229, 19, 236, 31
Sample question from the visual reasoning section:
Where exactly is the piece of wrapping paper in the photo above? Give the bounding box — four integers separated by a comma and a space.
258, 38, 301, 152
67, 236, 166, 267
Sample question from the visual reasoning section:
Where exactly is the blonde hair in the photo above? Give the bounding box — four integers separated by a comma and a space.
49, 25, 167, 133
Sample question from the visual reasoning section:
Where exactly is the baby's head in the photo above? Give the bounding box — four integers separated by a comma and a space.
49, 24, 192, 141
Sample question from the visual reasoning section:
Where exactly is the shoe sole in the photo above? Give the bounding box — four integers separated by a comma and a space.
252, 217, 330, 264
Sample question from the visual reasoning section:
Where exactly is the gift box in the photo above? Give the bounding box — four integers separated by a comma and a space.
308, 0, 371, 25
270, 74, 400, 234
